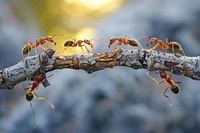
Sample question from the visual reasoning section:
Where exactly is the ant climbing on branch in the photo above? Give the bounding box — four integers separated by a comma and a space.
146, 37, 185, 56
101, 35, 148, 53
62, 38, 98, 54
18, 73, 54, 128
146, 70, 182, 107
22, 34, 65, 58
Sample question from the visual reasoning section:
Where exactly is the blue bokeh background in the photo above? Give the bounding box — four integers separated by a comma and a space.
0, 0, 200, 133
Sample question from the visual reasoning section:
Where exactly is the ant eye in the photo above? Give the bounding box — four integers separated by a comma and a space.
171, 85, 180, 94
26, 93, 33, 101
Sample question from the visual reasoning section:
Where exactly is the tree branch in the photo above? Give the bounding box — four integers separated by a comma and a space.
0, 48, 199, 90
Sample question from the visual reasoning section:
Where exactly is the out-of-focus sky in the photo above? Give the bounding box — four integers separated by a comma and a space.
10, 0, 124, 55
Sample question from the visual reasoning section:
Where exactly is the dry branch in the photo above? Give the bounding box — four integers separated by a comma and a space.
0, 48, 199, 90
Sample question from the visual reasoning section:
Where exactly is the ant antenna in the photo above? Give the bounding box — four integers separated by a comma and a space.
34, 92, 54, 109
137, 35, 151, 41
29, 101, 37, 128
52, 33, 66, 38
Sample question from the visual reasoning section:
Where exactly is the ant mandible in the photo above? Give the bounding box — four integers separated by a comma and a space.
22, 34, 65, 57
101, 35, 148, 53
18, 73, 54, 128
62, 38, 96, 54
146, 70, 182, 107
147, 37, 185, 57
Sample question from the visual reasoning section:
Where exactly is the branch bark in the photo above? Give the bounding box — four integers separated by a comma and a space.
0, 48, 199, 90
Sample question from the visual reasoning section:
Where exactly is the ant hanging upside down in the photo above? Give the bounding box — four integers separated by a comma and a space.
22, 34, 65, 58
62, 38, 97, 54
146, 37, 185, 57
18, 73, 54, 128
146, 69, 182, 107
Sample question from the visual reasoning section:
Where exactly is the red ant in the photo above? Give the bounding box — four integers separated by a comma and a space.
146, 70, 182, 107
147, 37, 185, 57
18, 73, 54, 128
101, 35, 148, 53
62, 38, 97, 54
22, 34, 65, 57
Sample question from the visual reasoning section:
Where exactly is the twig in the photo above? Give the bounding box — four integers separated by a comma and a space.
0, 48, 199, 90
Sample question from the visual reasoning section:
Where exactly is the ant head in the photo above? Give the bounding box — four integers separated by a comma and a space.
147, 37, 158, 46
110, 37, 116, 44
26, 92, 33, 101
84, 39, 90, 44
171, 84, 180, 94
128, 39, 138, 47
64, 40, 74, 46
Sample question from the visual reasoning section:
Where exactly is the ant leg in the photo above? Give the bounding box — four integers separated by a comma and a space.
18, 83, 29, 90
88, 43, 94, 51
62, 47, 68, 54
80, 46, 85, 54
163, 85, 173, 107
146, 72, 165, 84
33, 92, 54, 108
146, 44, 159, 52
45, 42, 49, 49
46, 74, 54, 78
34, 45, 37, 55
114, 42, 122, 51
67, 47, 72, 55
27, 40, 34, 56
29, 101, 37, 128
39, 45, 47, 51
81, 44, 90, 54
24, 74, 32, 85
176, 44, 186, 57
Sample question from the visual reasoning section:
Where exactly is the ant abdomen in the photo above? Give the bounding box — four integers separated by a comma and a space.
168, 42, 182, 50
22, 44, 31, 55
128, 39, 138, 47
171, 84, 180, 94
26, 92, 34, 101
64, 40, 73, 46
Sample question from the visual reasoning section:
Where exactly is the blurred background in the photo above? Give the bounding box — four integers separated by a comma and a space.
0, 0, 200, 133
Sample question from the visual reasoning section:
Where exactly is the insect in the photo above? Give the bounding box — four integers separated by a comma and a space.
146, 70, 182, 107
101, 35, 148, 53
22, 34, 65, 58
62, 39, 96, 54
18, 73, 54, 128
147, 37, 185, 56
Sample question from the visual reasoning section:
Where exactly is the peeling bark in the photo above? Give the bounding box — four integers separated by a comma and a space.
0, 48, 199, 90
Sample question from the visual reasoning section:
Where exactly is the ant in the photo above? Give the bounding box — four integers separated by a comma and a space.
146, 37, 185, 57
62, 38, 97, 54
101, 35, 148, 53
22, 34, 65, 58
18, 73, 54, 128
146, 70, 182, 107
